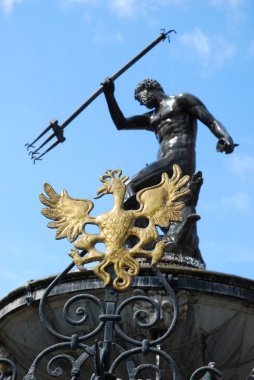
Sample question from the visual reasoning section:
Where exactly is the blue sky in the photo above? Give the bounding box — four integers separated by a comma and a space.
0, 0, 254, 298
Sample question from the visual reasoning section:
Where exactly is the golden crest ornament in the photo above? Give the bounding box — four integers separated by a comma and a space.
39, 165, 190, 291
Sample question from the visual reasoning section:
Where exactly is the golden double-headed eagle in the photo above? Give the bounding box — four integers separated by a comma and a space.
39, 165, 189, 291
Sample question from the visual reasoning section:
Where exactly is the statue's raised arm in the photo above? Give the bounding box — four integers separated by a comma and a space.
102, 77, 152, 131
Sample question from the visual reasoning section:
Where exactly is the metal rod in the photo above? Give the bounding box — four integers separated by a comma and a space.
61, 29, 175, 130
26, 29, 176, 161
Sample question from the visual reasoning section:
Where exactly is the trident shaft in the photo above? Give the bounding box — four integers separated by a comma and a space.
25, 29, 176, 163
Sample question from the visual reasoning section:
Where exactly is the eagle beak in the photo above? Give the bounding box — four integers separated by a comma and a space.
94, 184, 110, 199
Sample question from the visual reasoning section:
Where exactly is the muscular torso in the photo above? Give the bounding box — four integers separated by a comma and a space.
148, 95, 197, 161
106, 90, 220, 177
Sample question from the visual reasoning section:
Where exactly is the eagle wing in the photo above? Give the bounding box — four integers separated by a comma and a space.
39, 183, 94, 242
136, 164, 190, 227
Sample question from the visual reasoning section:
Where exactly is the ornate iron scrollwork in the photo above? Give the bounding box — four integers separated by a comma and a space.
2, 262, 182, 379
0, 264, 253, 379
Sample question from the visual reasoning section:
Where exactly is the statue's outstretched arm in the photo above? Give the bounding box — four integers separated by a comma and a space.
102, 78, 151, 131
179, 93, 235, 154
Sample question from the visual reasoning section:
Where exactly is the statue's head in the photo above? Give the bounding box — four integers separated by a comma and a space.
134, 79, 165, 108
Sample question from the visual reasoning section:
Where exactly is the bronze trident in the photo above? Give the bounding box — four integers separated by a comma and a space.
25, 29, 176, 163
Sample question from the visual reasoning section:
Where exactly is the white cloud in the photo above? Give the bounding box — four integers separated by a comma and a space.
210, 0, 246, 9
180, 27, 211, 60
92, 29, 124, 44
107, 0, 186, 18
229, 154, 254, 179
60, 0, 98, 5
209, 0, 248, 24
221, 192, 250, 213
58, 0, 99, 12
61, 0, 139, 17
248, 40, 254, 56
0, 0, 24, 15
178, 27, 237, 73
201, 188, 252, 215
108, 0, 137, 17
227, 0, 246, 7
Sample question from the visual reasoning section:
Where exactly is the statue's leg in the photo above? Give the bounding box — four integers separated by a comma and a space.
162, 171, 205, 268
125, 150, 195, 200
123, 155, 204, 269
125, 156, 175, 201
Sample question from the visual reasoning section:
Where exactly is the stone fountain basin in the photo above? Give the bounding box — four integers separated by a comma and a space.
0, 266, 254, 379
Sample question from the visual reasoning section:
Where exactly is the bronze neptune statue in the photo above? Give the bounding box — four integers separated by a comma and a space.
102, 78, 236, 268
